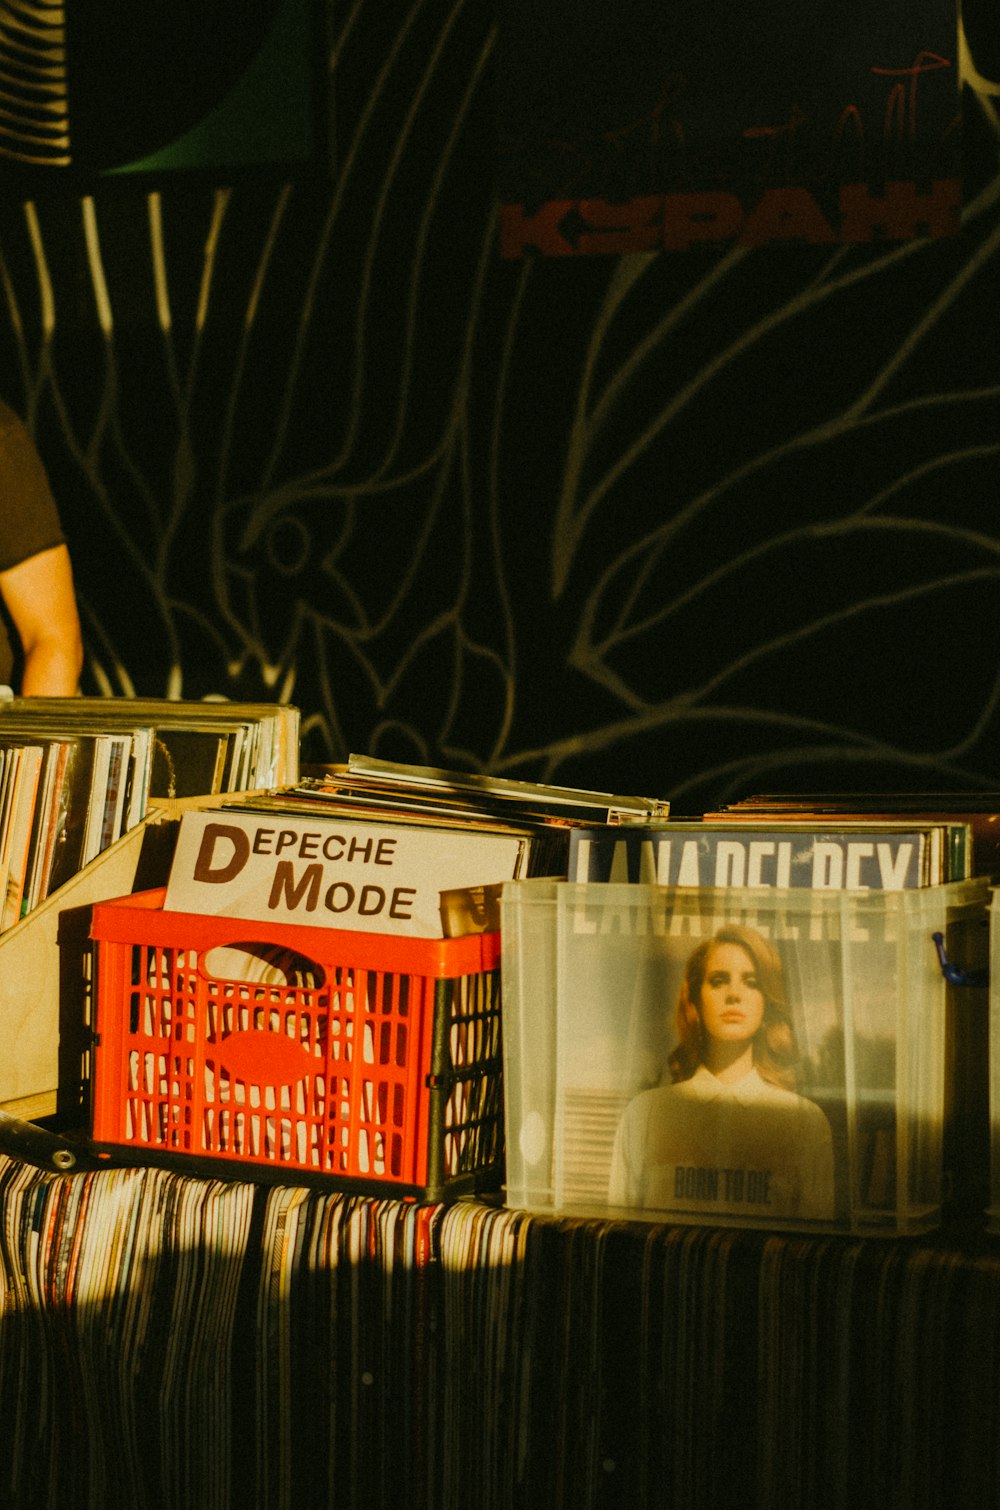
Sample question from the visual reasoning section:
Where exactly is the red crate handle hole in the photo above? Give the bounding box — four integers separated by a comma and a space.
201, 943, 327, 989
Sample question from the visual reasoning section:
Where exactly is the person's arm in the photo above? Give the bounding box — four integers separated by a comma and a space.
0, 543, 83, 695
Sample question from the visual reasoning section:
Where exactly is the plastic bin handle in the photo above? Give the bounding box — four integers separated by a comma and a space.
931, 931, 989, 988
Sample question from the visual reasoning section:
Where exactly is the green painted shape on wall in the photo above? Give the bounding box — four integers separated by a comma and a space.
105, 0, 316, 175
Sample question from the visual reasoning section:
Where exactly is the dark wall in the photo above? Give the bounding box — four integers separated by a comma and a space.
0, 1, 997, 811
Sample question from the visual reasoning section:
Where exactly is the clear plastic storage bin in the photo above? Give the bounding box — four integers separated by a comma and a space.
986, 889, 1000, 1232
503, 878, 987, 1236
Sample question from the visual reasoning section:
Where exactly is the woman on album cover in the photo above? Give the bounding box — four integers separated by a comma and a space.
608, 924, 835, 1220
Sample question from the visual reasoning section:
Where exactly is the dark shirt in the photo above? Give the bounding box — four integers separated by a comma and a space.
0, 402, 66, 686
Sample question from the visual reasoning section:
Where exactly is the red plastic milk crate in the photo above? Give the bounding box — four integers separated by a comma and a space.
88, 889, 505, 1199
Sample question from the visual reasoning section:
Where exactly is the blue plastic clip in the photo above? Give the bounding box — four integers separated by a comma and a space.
932, 931, 989, 988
